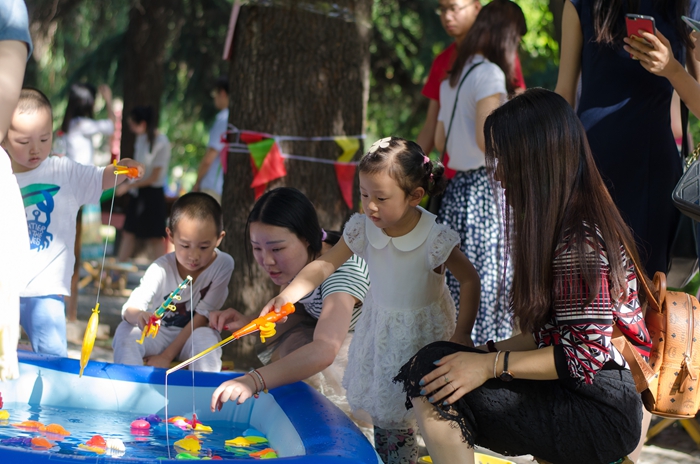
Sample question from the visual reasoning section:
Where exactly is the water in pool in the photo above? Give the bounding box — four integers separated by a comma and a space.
0, 402, 277, 459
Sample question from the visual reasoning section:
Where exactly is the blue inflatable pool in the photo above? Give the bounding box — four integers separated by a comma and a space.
0, 351, 380, 463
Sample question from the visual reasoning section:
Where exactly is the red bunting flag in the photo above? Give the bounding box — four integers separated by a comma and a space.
334, 164, 356, 209
251, 141, 287, 199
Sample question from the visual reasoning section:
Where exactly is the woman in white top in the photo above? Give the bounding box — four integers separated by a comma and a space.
435, 0, 526, 346
61, 83, 115, 165
117, 105, 171, 262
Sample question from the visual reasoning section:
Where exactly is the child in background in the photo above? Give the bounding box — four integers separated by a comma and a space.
2, 88, 143, 357
112, 192, 233, 372
61, 83, 115, 165
116, 105, 172, 262
263, 137, 481, 463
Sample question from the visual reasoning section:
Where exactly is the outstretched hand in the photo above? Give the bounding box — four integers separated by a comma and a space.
419, 351, 493, 406
211, 374, 258, 411
209, 308, 252, 332
623, 29, 680, 78
260, 295, 293, 322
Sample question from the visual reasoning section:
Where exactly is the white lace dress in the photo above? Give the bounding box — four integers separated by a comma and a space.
342, 206, 459, 429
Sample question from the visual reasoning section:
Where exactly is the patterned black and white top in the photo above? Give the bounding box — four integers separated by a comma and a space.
297, 254, 369, 330
533, 224, 652, 385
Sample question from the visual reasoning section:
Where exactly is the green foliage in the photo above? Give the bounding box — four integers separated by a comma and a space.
518, 0, 559, 89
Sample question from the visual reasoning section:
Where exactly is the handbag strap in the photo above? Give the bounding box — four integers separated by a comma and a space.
443, 60, 485, 158
622, 242, 662, 313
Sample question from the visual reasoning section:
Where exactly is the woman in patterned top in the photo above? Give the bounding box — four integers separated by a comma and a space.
209, 188, 369, 417
394, 88, 652, 464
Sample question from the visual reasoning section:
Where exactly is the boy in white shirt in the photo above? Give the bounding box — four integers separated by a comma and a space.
2, 88, 143, 357
113, 192, 233, 372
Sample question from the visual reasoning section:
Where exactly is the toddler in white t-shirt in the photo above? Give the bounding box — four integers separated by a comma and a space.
112, 192, 233, 372
2, 88, 143, 357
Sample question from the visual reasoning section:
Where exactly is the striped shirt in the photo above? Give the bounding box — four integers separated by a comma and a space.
533, 225, 651, 384
298, 254, 369, 330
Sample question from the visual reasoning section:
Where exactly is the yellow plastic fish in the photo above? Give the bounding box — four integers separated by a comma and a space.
225, 437, 250, 447
0, 410, 9, 420
79, 304, 100, 377
193, 423, 212, 433
244, 435, 269, 444
174, 437, 201, 453
77, 444, 106, 454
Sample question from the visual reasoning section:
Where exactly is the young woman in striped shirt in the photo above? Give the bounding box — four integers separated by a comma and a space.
209, 188, 369, 421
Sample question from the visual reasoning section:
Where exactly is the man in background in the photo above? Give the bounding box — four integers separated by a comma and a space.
192, 77, 229, 203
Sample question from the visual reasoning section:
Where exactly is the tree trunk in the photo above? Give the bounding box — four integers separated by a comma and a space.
120, 0, 173, 159
220, 1, 371, 367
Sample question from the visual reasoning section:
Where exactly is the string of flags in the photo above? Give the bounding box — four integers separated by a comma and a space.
219, 128, 364, 208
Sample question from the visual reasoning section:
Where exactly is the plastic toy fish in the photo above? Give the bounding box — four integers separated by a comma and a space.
225, 437, 251, 447
0, 410, 9, 420
112, 160, 140, 179
174, 437, 201, 453
136, 414, 161, 425
79, 303, 100, 377
242, 428, 263, 437
0, 437, 32, 446
40, 423, 70, 436
137, 276, 193, 344
250, 447, 277, 458
244, 435, 269, 444
30, 437, 54, 449
167, 303, 296, 374
77, 444, 106, 454
130, 419, 151, 431
86, 435, 106, 448
12, 420, 44, 430
152, 422, 187, 438
105, 438, 125, 452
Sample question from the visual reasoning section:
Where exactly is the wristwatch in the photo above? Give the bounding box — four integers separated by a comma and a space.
499, 351, 514, 382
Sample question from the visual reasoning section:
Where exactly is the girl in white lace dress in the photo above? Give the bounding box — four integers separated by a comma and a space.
263, 137, 481, 464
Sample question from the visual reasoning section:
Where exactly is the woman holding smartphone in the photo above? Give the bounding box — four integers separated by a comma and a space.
555, 0, 700, 278
555, 3, 700, 460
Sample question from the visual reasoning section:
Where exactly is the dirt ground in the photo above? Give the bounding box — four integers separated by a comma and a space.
41, 264, 700, 464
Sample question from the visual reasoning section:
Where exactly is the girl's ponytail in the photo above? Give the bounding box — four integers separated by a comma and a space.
426, 158, 448, 197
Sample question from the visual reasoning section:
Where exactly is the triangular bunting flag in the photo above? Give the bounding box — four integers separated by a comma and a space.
251, 141, 287, 198
248, 138, 275, 170
334, 137, 360, 163
334, 164, 356, 209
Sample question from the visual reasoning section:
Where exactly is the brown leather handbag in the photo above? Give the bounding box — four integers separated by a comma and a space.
614, 263, 700, 418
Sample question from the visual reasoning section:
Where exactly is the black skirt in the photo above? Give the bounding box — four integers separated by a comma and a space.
123, 187, 167, 238
394, 341, 642, 464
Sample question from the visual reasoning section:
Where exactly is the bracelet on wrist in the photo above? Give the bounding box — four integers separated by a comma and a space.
252, 369, 268, 393
493, 351, 501, 379
246, 370, 260, 398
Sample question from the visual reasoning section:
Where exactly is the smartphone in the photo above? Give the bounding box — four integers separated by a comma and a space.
625, 14, 656, 38
683, 15, 700, 33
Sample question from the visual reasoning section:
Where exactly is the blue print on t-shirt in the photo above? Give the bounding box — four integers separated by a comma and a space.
21, 184, 60, 251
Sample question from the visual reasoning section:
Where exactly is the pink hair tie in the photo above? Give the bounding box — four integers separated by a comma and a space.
321, 229, 328, 241
423, 155, 431, 165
